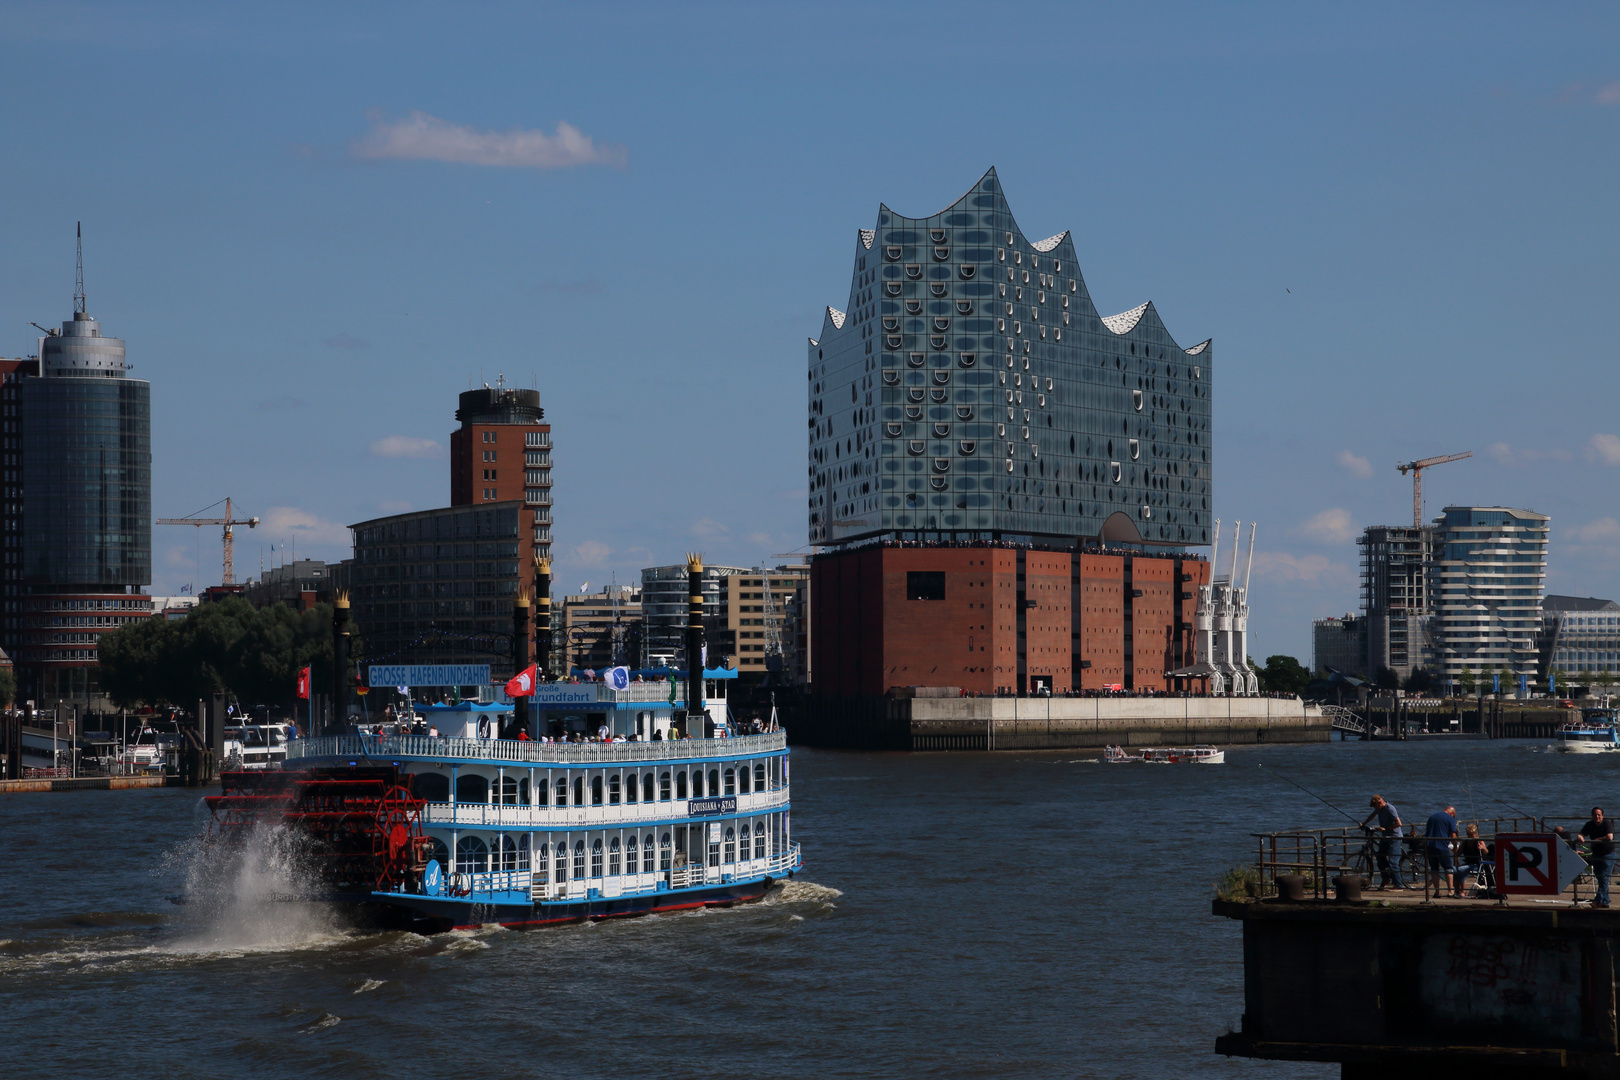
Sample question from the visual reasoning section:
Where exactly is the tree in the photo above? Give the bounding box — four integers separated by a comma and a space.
1374, 666, 1400, 690
1458, 668, 1477, 695
1258, 655, 1311, 696
98, 597, 339, 710
1403, 667, 1435, 693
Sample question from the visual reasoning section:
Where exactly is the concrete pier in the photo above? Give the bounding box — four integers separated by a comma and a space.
1216, 894, 1620, 1078
0, 775, 178, 794
795, 694, 1325, 750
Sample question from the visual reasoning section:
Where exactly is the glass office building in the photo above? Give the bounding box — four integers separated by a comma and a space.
808, 168, 1212, 549
1432, 506, 1549, 685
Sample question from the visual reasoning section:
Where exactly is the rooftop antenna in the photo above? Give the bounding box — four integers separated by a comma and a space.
74, 221, 86, 316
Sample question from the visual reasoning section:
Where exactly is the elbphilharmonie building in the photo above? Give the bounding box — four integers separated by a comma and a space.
808, 168, 1212, 550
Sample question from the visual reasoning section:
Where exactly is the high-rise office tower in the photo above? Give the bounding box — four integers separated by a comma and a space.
449, 380, 552, 564
0, 356, 41, 662
1432, 506, 1548, 687
808, 168, 1212, 549
21, 230, 153, 707
1358, 524, 1432, 681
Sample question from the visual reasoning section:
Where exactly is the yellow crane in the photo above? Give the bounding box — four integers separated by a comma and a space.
1396, 452, 1471, 527
156, 497, 260, 586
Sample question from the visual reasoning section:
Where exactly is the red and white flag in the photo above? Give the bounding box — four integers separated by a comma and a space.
506, 664, 538, 697
296, 666, 311, 700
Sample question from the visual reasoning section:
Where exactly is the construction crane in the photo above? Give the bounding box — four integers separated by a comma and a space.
1396, 452, 1471, 527
157, 497, 259, 586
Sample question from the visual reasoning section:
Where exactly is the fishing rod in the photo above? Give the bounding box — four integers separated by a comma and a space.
1257, 763, 1364, 827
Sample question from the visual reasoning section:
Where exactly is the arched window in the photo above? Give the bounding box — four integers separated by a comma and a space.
455, 774, 489, 804
498, 834, 528, 871
456, 835, 489, 873
413, 773, 450, 803
535, 777, 548, 806
556, 774, 568, 806
427, 837, 449, 869
497, 776, 520, 805
535, 843, 549, 885
724, 768, 736, 796
573, 840, 586, 878
644, 773, 655, 802
608, 775, 621, 804
754, 821, 766, 859
591, 777, 604, 805
591, 839, 603, 877
707, 770, 719, 795
738, 822, 750, 860
723, 827, 736, 863
572, 776, 584, 806
754, 762, 766, 792
676, 772, 688, 799
659, 832, 672, 872
554, 843, 568, 883
519, 777, 531, 806
661, 772, 673, 800
624, 773, 637, 803
608, 836, 621, 875
624, 835, 638, 873
708, 829, 721, 867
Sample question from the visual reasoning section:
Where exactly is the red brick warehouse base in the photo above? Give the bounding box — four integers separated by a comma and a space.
811, 544, 1210, 697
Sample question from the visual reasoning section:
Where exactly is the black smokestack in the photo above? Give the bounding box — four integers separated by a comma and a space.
685, 553, 704, 736
534, 556, 551, 681
512, 592, 531, 736
332, 591, 351, 736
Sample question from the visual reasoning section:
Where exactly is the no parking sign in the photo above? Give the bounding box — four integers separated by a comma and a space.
1494, 834, 1586, 896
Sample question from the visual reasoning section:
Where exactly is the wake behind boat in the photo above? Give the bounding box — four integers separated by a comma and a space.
1103, 744, 1225, 765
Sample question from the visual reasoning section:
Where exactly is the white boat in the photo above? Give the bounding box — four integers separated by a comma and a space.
1103, 744, 1225, 764
1555, 708, 1620, 754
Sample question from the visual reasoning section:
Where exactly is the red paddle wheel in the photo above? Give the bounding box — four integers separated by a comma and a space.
205, 766, 434, 893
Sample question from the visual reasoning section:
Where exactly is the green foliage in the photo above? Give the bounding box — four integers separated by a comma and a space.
1373, 666, 1400, 690
98, 597, 344, 710
1215, 864, 1261, 900
1258, 654, 1311, 695
0, 664, 14, 706
1458, 668, 1477, 695
1403, 667, 1435, 693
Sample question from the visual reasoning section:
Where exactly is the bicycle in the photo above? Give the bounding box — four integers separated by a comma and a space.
1347, 827, 1420, 889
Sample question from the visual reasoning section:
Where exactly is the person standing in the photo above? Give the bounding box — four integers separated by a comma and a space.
1361, 795, 1406, 890
1424, 805, 1459, 897
1581, 807, 1615, 908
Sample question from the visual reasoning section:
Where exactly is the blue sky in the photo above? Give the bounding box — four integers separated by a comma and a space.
3, 2, 1617, 662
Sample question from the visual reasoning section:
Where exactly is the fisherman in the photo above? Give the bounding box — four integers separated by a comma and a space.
1361, 795, 1406, 891
1424, 805, 1459, 897
1581, 808, 1615, 909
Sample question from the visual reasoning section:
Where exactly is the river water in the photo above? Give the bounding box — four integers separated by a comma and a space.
3, 738, 1612, 1079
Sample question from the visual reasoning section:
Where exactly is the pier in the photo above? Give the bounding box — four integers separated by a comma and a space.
1216, 822, 1620, 1078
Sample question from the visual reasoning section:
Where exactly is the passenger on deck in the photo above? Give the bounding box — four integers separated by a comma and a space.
1361, 795, 1406, 891
1581, 808, 1614, 909
1424, 805, 1458, 896
429, 724, 439, 738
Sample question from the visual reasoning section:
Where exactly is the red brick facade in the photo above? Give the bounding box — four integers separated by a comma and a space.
812, 546, 1209, 697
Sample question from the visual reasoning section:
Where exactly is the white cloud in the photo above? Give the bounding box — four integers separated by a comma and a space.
260, 506, 351, 547
690, 517, 731, 540
1572, 517, 1620, 544
1488, 441, 1572, 466
571, 540, 612, 567
370, 435, 443, 459
1600, 82, 1620, 105
1335, 450, 1373, 479
1588, 433, 1620, 466
1557, 81, 1620, 106
1295, 507, 1358, 544
1248, 551, 1352, 585
351, 111, 627, 170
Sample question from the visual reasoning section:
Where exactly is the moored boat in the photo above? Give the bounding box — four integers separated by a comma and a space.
1555, 706, 1620, 754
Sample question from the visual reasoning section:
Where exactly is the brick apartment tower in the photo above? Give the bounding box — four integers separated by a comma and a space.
449, 383, 552, 565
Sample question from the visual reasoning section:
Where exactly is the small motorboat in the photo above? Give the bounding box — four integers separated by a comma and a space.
1103, 744, 1225, 765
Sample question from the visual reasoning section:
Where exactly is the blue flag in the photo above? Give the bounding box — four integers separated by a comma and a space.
1519, 673, 1528, 698
1550, 670, 1557, 696
1493, 672, 1500, 694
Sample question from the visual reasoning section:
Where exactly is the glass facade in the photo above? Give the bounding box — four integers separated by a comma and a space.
809, 168, 1212, 548
1541, 598, 1620, 686
22, 314, 151, 589
1432, 506, 1548, 684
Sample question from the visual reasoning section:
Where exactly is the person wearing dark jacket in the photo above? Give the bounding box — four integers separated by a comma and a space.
1581, 808, 1614, 908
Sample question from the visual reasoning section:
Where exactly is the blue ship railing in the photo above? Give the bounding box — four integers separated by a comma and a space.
288, 731, 786, 765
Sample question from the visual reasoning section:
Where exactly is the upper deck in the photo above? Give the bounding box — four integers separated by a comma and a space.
287, 730, 787, 768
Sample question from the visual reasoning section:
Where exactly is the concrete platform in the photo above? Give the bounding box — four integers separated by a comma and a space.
795, 694, 1326, 750
0, 775, 177, 794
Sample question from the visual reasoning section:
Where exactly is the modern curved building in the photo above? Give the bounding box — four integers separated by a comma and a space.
20, 285, 152, 706
808, 167, 1212, 549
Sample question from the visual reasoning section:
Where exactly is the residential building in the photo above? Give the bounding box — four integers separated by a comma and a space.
1431, 506, 1549, 688
639, 562, 749, 669
19, 244, 152, 709
715, 565, 810, 680
0, 357, 39, 664
1312, 614, 1365, 676
807, 169, 1216, 698
448, 382, 552, 564
558, 585, 641, 673
244, 558, 331, 610
1539, 595, 1620, 690
1357, 525, 1432, 682
348, 503, 532, 681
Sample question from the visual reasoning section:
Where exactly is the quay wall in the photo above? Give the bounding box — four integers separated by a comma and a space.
0, 775, 177, 795
794, 696, 1326, 751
